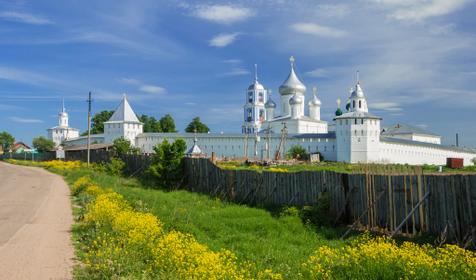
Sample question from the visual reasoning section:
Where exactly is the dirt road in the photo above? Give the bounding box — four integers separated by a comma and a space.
0, 162, 73, 279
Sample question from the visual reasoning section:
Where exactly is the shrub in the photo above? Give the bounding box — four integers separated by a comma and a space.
106, 157, 125, 176
287, 145, 309, 160
147, 139, 186, 188
301, 192, 332, 227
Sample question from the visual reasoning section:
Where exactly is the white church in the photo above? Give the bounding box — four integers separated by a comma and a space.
47, 100, 79, 146
60, 57, 476, 166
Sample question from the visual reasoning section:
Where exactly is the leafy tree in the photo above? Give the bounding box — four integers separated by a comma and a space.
106, 157, 126, 176
0, 131, 15, 152
287, 145, 309, 160
112, 137, 139, 155
139, 115, 161, 133
32, 136, 55, 152
185, 117, 210, 133
147, 138, 186, 188
90, 110, 114, 135
159, 114, 177, 133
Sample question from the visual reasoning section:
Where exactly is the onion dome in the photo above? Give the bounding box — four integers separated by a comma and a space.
265, 98, 276, 108
279, 56, 306, 95
289, 94, 303, 105
335, 97, 343, 116
350, 82, 365, 99
248, 63, 265, 91
308, 86, 321, 106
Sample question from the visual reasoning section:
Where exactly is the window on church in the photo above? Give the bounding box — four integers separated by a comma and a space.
248, 92, 253, 103
361, 119, 364, 125
359, 100, 362, 108
355, 119, 358, 125
353, 100, 355, 108
258, 92, 264, 103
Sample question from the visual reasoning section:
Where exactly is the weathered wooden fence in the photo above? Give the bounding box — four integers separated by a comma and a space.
184, 158, 476, 242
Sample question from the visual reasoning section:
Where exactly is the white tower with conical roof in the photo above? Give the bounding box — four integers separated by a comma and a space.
242, 64, 267, 134
104, 94, 143, 145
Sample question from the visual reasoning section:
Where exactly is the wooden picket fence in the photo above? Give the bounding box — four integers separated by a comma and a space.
183, 158, 476, 243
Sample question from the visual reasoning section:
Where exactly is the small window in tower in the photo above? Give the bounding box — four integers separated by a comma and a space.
355, 119, 358, 125
258, 92, 264, 103
359, 100, 362, 108
248, 92, 253, 103
353, 100, 356, 108
361, 119, 364, 125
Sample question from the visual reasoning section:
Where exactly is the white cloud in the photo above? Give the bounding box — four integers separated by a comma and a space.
120, 77, 141, 85
221, 68, 250, 76
306, 68, 328, 78
193, 5, 253, 24
139, 85, 166, 94
0, 11, 53, 25
370, 102, 403, 112
315, 4, 350, 18
0, 66, 65, 87
371, 0, 471, 22
291, 23, 347, 38
9, 117, 43, 123
222, 59, 242, 64
209, 33, 240, 47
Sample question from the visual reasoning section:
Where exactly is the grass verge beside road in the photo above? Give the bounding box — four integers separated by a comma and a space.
4, 159, 476, 279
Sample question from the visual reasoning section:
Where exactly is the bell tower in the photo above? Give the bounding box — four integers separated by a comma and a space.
242, 64, 267, 134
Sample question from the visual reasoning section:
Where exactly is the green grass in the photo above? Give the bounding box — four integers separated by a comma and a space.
63, 168, 346, 278
217, 160, 476, 174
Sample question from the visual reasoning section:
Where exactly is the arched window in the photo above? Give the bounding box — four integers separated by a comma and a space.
353, 100, 356, 108
359, 100, 362, 108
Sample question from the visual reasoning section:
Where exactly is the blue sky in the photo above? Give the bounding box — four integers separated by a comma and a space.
0, 0, 475, 147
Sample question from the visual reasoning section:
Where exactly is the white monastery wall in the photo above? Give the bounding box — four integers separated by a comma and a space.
379, 140, 476, 166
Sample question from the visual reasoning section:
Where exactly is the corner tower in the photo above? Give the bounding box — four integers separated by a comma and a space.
104, 94, 143, 145
335, 78, 381, 163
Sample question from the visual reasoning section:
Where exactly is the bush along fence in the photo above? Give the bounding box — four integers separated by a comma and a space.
183, 158, 476, 244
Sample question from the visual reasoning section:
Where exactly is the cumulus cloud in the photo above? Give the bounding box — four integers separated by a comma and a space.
209, 33, 240, 47
193, 5, 253, 24
291, 23, 347, 38
0, 11, 53, 25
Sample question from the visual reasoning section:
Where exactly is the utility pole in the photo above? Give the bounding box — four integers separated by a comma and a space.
86, 92, 92, 167
456, 133, 459, 147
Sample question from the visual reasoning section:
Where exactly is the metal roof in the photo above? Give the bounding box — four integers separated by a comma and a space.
106, 95, 141, 123
381, 123, 440, 137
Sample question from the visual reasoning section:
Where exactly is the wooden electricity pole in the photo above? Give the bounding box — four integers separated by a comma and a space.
86, 91, 92, 167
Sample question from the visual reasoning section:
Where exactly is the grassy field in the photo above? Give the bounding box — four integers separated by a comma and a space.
64, 168, 344, 278
217, 160, 476, 174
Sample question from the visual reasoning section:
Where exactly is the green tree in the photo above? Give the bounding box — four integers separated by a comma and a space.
185, 117, 210, 133
112, 137, 139, 155
32, 136, 55, 152
139, 115, 161, 133
90, 110, 114, 135
147, 138, 186, 188
0, 131, 15, 152
287, 145, 309, 160
159, 114, 177, 133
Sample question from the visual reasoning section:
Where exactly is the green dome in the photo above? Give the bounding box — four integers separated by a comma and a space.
335, 108, 343, 116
